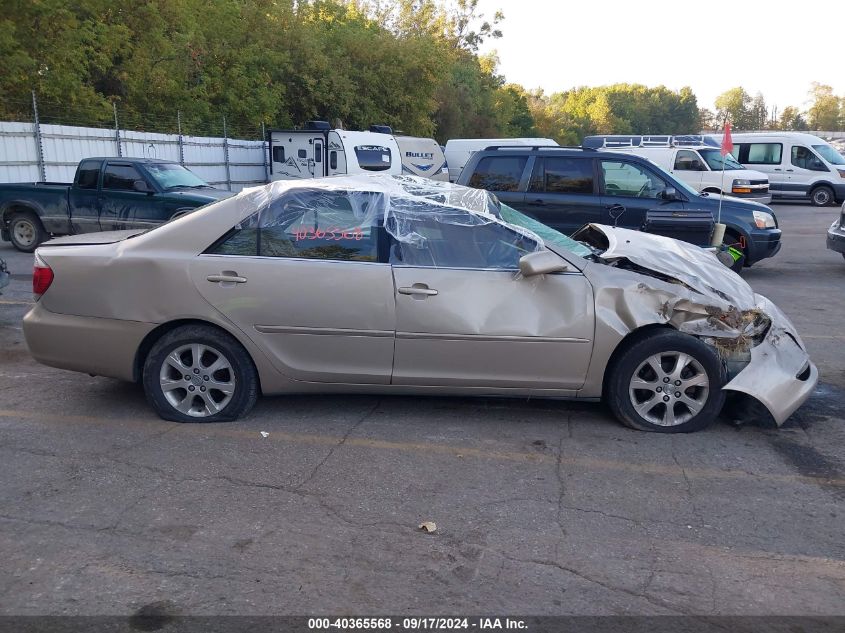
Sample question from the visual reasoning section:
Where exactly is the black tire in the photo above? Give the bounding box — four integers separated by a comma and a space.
142, 325, 258, 423
9, 211, 47, 252
810, 185, 834, 207
606, 330, 726, 433
721, 230, 745, 273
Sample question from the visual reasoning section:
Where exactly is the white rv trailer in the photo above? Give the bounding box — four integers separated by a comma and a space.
268, 124, 402, 181
268, 123, 448, 182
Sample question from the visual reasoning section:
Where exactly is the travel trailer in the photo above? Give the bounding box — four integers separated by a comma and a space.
268, 123, 447, 182
583, 135, 771, 204
443, 138, 559, 182
268, 123, 402, 181
394, 135, 448, 181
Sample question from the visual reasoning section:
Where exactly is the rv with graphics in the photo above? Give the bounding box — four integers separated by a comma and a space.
268, 122, 446, 182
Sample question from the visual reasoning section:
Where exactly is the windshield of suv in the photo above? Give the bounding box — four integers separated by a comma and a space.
699, 149, 744, 171
812, 144, 845, 165
145, 163, 210, 189
499, 204, 593, 258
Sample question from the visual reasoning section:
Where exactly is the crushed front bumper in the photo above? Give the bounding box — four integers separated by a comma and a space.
722, 295, 818, 425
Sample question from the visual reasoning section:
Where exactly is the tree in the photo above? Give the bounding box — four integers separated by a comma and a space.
778, 106, 808, 131
749, 92, 768, 130
714, 87, 752, 129
807, 83, 842, 131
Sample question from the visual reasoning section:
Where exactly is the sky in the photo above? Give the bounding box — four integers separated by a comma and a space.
477, 0, 844, 112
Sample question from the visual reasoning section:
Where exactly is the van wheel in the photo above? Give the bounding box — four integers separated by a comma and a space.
143, 325, 258, 423
810, 186, 834, 206
9, 212, 47, 252
606, 330, 726, 433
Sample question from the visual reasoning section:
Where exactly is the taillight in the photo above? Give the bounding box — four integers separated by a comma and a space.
33, 252, 54, 299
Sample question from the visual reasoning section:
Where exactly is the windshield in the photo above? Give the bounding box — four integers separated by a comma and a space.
699, 149, 744, 171
812, 144, 845, 165
499, 204, 593, 258
145, 163, 209, 189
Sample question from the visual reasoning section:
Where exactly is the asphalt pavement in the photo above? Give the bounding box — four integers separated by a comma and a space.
0, 202, 843, 617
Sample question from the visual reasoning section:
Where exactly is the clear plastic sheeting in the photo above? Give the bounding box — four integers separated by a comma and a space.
218, 174, 546, 267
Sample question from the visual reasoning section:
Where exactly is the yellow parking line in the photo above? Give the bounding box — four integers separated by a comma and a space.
0, 408, 843, 489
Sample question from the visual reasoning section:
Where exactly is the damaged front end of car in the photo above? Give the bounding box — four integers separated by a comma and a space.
573, 224, 818, 426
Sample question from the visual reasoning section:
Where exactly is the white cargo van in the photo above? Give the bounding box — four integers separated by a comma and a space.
717, 132, 845, 206
268, 123, 402, 181
443, 138, 558, 182
394, 135, 449, 181
582, 135, 771, 204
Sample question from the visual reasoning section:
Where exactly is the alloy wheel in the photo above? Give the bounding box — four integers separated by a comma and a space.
628, 352, 710, 427
159, 343, 236, 417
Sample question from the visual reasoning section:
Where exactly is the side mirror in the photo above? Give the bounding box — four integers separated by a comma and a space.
519, 250, 569, 277
133, 180, 153, 194
662, 186, 679, 201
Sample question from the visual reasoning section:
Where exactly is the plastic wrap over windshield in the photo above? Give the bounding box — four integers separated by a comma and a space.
221, 175, 545, 268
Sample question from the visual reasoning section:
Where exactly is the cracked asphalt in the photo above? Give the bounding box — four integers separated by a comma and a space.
0, 202, 844, 616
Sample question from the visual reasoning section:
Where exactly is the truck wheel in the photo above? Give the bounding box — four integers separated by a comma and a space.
9, 212, 47, 252
810, 186, 834, 206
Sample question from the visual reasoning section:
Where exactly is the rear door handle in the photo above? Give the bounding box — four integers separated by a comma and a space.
774, 168, 782, 171
785, 169, 794, 172
398, 285, 438, 297
207, 274, 247, 284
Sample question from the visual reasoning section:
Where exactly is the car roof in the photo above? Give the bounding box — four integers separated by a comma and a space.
83, 157, 179, 164
474, 146, 648, 160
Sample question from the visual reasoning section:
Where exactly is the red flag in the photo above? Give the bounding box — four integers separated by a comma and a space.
721, 122, 733, 156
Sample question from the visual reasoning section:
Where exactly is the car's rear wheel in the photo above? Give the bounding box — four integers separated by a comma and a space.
9, 212, 47, 252
810, 185, 834, 207
606, 330, 726, 433
143, 325, 258, 423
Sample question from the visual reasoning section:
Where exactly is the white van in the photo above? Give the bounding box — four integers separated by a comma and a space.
718, 133, 845, 206
443, 138, 558, 182
394, 135, 449, 181
268, 124, 402, 181
582, 135, 771, 204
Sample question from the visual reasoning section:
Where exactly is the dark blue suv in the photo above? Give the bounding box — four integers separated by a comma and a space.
456, 146, 782, 267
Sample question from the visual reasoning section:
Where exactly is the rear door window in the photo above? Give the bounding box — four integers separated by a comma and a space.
528, 157, 594, 193
736, 143, 783, 165
208, 190, 384, 262
467, 156, 528, 191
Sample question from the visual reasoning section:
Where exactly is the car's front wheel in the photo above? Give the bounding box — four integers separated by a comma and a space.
606, 330, 726, 433
142, 325, 258, 423
810, 185, 834, 207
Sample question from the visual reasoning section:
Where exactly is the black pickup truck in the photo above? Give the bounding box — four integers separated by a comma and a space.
0, 157, 233, 251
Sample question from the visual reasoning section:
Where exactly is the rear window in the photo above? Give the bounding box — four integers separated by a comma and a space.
529, 157, 593, 193
76, 161, 100, 189
354, 146, 392, 172
468, 156, 527, 192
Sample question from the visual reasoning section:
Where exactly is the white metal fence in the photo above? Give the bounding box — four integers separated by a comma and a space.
0, 120, 269, 192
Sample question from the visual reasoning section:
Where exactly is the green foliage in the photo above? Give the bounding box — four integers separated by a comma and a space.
528, 84, 700, 144
807, 83, 843, 131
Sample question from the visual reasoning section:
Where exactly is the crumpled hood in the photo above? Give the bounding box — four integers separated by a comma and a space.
582, 224, 756, 311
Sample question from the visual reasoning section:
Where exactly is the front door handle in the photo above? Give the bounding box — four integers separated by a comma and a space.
528, 199, 545, 205
207, 273, 247, 284
398, 284, 438, 297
